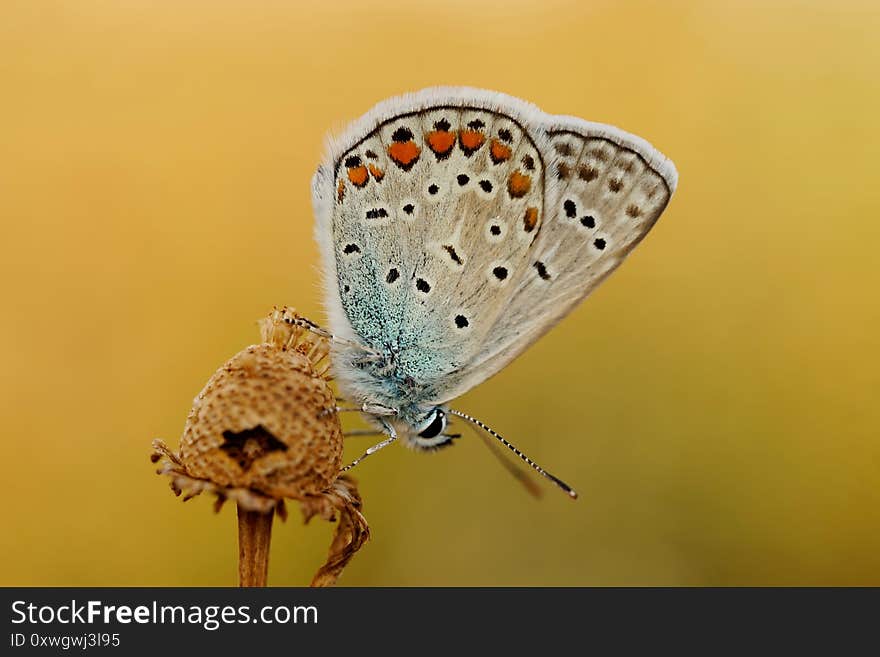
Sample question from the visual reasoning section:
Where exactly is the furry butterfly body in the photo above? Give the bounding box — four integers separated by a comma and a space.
310, 87, 677, 490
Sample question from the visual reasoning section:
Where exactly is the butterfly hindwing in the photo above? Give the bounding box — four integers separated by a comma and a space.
317, 91, 547, 403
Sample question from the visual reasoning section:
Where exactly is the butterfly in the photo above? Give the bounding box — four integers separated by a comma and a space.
298, 87, 677, 499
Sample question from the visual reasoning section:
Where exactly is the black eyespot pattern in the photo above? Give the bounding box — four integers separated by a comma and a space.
416, 278, 431, 293
428, 184, 439, 195
455, 315, 469, 328
457, 174, 470, 186
492, 266, 508, 280
343, 244, 360, 254
594, 238, 606, 250
479, 180, 493, 193
386, 268, 399, 284
403, 203, 415, 215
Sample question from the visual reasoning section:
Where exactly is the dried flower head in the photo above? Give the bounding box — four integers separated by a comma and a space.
152, 307, 369, 586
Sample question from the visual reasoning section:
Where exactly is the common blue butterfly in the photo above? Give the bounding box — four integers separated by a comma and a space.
298, 88, 677, 498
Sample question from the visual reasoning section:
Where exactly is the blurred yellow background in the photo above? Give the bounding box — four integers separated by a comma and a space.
2, 0, 878, 586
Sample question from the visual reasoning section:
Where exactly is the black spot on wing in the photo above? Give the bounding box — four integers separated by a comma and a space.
534, 261, 551, 280
392, 127, 414, 142
443, 245, 464, 265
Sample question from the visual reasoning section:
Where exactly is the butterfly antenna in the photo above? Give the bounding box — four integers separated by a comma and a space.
447, 409, 578, 500
469, 423, 544, 500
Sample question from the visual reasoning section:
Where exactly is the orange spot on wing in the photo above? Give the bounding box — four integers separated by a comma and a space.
490, 139, 512, 164
523, 207, 539, 232
337, 180, 345, 202
368, 164, 384, 181
347, 165, 369, 187
426, 130, 456, 157
507, 171, 532, 198
459, 130, 485, 154
388, 141, 421, 169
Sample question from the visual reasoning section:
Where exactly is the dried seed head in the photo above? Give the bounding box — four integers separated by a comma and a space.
153, 307, 369, 586
177, 308, 342, 499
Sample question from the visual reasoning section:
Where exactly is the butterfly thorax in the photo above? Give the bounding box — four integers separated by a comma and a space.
332, 339, 446, 413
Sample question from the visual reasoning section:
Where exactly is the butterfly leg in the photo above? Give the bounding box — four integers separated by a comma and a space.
340, 419, 397, 473
319, 401, 398, 419
343, 429, 384, 437
279, 310, 381, 358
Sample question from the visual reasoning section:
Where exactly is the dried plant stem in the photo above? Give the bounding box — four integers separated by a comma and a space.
237, 505, 273, 587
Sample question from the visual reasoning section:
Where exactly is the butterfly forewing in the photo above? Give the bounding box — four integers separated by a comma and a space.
524, 130, 672, 314
434, 122, 675, 404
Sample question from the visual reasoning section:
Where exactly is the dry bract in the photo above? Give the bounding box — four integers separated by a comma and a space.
152, 307, 369, 586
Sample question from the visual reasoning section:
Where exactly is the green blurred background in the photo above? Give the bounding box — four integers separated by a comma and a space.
2, 0, 878, 586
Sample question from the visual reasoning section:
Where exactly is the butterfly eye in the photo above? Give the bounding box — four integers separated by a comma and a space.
417, 409, 446, 439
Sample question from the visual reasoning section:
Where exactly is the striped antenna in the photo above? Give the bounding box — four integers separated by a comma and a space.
447, 409, 578, 500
